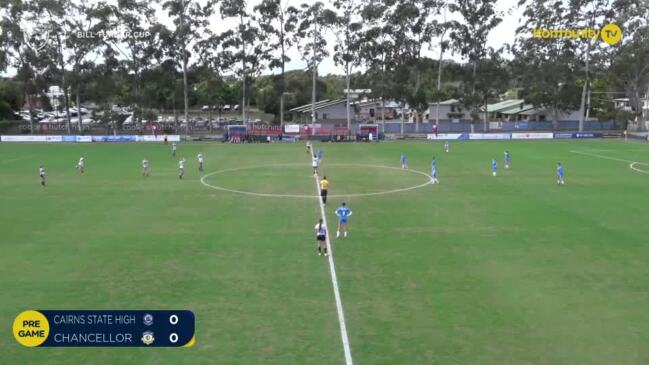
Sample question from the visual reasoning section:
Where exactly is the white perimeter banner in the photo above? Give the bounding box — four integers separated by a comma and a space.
136, 135, 180, 142
284, 124, 300, 134
511, 132, 553, 140
426, 133, 463, 140
469, 133, 511, 140
1, 135, 48, 142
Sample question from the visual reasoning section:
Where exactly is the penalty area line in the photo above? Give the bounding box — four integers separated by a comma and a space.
311, 167, 353, 365
570, 150, 649, 175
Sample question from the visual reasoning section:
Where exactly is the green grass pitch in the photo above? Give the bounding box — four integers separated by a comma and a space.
2, 139, 649, 364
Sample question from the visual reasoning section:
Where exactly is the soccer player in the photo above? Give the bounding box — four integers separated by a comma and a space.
335, 202, 352, 238
504, 150, 511, 169
197, 153, 204, 172
312, 154, 319, 175
320, 176, 329, 205
557, 162, 565, 185
77, 156, 85, 174
39, 165, 46, 186
172, 142, 177, 157
315, 218, 328, 256
492, 159, 498, 176
444, 141, 449, 153
179, 158, 186, 179
431, 161, 439, 184
401, 153, 408, 169
306, 140, 312, 154
142, 159, 150, 177
316, 148, 323, 161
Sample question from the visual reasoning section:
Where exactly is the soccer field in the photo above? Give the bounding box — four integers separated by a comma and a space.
2, 139, 649, 364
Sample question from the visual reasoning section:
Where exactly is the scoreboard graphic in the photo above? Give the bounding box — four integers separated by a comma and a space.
13, 310, 195, 347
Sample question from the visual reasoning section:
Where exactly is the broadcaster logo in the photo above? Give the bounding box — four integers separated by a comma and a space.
532, 23, 622, 45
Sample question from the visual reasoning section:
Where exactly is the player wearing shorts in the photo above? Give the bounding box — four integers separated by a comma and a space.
142, 159, 150, 177
320, 176, 329, 205
557, 162, 565, 185
39, 165, 46, 186
504, 151, 511, 169
77, 157, 85, 174
315, 219, 328, 256
197, 153, 204, 172
401, 153, 408, 169
172, 143, 177, 156
444, 141, 449, 153
431, 162, 439, 184
312, 154, 319, 175
492, 159, 498, 176
306, 140, 312, 154
335, 202, 352, 238
179, 158, 186, 179
316, 148, 323, 161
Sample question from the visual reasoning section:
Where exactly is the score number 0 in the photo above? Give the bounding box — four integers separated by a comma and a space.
169, 314, 179, 344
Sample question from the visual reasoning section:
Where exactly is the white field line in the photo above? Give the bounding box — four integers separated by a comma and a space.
200, 163, 432, 199
312, 171, 353, 365
629, 162, 649, 174
570, 150, 649, 175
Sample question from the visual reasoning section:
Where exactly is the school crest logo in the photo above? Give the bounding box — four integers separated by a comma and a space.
23, 22, 54, 53
143, 313, 154, 326
141, 331, 155, 345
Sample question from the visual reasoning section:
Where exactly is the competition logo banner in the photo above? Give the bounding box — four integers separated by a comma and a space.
13, 310, 195, 347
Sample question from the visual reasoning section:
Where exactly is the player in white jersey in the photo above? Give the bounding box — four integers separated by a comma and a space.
197, 153, 204, 172
172, 142, 177, 157
179, 158, 186, 179
444, 141, 449, 153
142, 159, 150, 177
312, 154, 319, 175
306, 140, 312, 154
77, 157, 85, 173
315, 218, 328, 256
39, 165, 46, 186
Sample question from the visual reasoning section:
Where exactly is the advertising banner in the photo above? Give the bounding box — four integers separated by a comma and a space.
426, 133, 467, 140
469, 133, 512, 140
1, 135, 48, 142
284, 124, 300, 134
76, 136, 93, 143
91, 135, 137, 142
511, 132, 553, 140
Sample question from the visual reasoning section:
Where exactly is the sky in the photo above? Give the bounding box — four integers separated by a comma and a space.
1, 0, 526, 77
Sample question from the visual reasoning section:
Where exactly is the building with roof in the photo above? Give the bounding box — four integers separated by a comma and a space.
428, 99, 468, 122
290, 99, 350, 123
486, 99, 588, 122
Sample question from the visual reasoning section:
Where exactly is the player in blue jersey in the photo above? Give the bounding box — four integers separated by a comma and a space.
557, 162, 565, 185
492, 159, 498, 176
401, 153, 408, 169
431, 159, 439, 184
335, 202, 353, 238
316, 148, 323, 161
444, 141, 449, 153
504, 150, 510, 169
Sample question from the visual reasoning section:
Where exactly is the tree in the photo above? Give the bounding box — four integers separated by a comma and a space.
254, 0, 299, 126
327, 0, 362, 129
0, 0, 53, 133
104, 0, 160, 129
359, 0, 397, 130
163, 0, 216, 129
513, 0, 582, 129
220, 0, 265, 124
608, 0, 649, 130
449, 0, 502, 130
295, 1, 330, 133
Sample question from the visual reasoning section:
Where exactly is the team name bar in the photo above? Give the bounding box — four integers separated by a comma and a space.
13, 310, 195, 347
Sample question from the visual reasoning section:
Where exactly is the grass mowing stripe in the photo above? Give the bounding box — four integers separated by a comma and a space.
312, 159, 354, 365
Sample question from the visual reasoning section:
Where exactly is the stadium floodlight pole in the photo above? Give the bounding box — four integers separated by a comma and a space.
311, 6, 319, 136
280, 92, 294, 128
